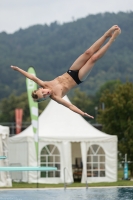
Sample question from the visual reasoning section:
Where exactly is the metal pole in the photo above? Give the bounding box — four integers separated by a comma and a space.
37, 113, 39, 189
86, 180, 88, 190
125, 154, 127, 163
102, 102, 105, 110
64, 168, 66, 190
95, 107, 98, 123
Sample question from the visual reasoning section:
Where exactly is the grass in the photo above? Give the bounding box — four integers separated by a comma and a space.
0, 170, 133, 189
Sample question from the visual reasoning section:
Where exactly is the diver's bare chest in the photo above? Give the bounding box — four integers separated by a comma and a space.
44, 80, 64, 97
43, 74, 76, 97
52, 81, 66, 96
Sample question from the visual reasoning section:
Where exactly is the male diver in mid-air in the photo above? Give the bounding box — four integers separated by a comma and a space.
11, 25, 121, 119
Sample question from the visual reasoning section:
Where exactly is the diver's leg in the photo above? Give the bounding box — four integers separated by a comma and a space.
78, 28, 121, 81
69, 25, 119, 71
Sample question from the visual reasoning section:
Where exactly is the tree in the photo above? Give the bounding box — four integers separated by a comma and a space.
95, 80, 121, 104
0, 93, 30, 122
98, 82, 133, 176
70, 88, 94, 122
0, 12, 133, 99
0, 92, 49, 123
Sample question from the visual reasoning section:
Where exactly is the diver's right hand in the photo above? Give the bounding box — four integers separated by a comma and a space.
11, 65, 18, 70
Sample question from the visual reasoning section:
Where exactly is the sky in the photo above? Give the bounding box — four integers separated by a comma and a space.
0, 0, 133, 34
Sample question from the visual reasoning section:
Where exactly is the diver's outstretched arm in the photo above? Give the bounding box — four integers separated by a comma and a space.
53, 96, 94, 119
11, 65, 44, 86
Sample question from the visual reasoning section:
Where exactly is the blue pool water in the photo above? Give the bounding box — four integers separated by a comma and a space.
0, 187, 133, 200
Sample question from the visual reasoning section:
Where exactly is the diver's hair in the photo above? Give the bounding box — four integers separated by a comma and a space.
31, 89, 47, 103
31, 90, 38, 100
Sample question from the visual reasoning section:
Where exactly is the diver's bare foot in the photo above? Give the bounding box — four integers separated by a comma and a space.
110, 28, 121, 42
104, 25, 119, 38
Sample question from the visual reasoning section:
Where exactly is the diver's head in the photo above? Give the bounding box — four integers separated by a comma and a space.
31, 87, 51, 103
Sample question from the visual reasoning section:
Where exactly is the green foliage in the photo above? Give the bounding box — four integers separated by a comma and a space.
70, 88, 94, 122
0, 93, 30, 122
97, 82, 133, 175
95, 80, 121, 101
70, 88, 92, 111
0, 92, 49, 123
0, 12, 133, 99
0, 12, 133, 167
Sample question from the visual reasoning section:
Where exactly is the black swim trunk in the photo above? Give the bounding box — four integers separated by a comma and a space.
67, 70, 83, 85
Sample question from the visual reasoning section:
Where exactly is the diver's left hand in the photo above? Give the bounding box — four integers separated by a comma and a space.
84, 113, 94, 119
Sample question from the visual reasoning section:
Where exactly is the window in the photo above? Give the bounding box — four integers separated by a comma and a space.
40, 144, 60, 178
87, 144, 105, 177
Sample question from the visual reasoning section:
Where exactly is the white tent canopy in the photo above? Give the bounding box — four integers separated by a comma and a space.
0, 125, 12, 187
9, 96, 117, 183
